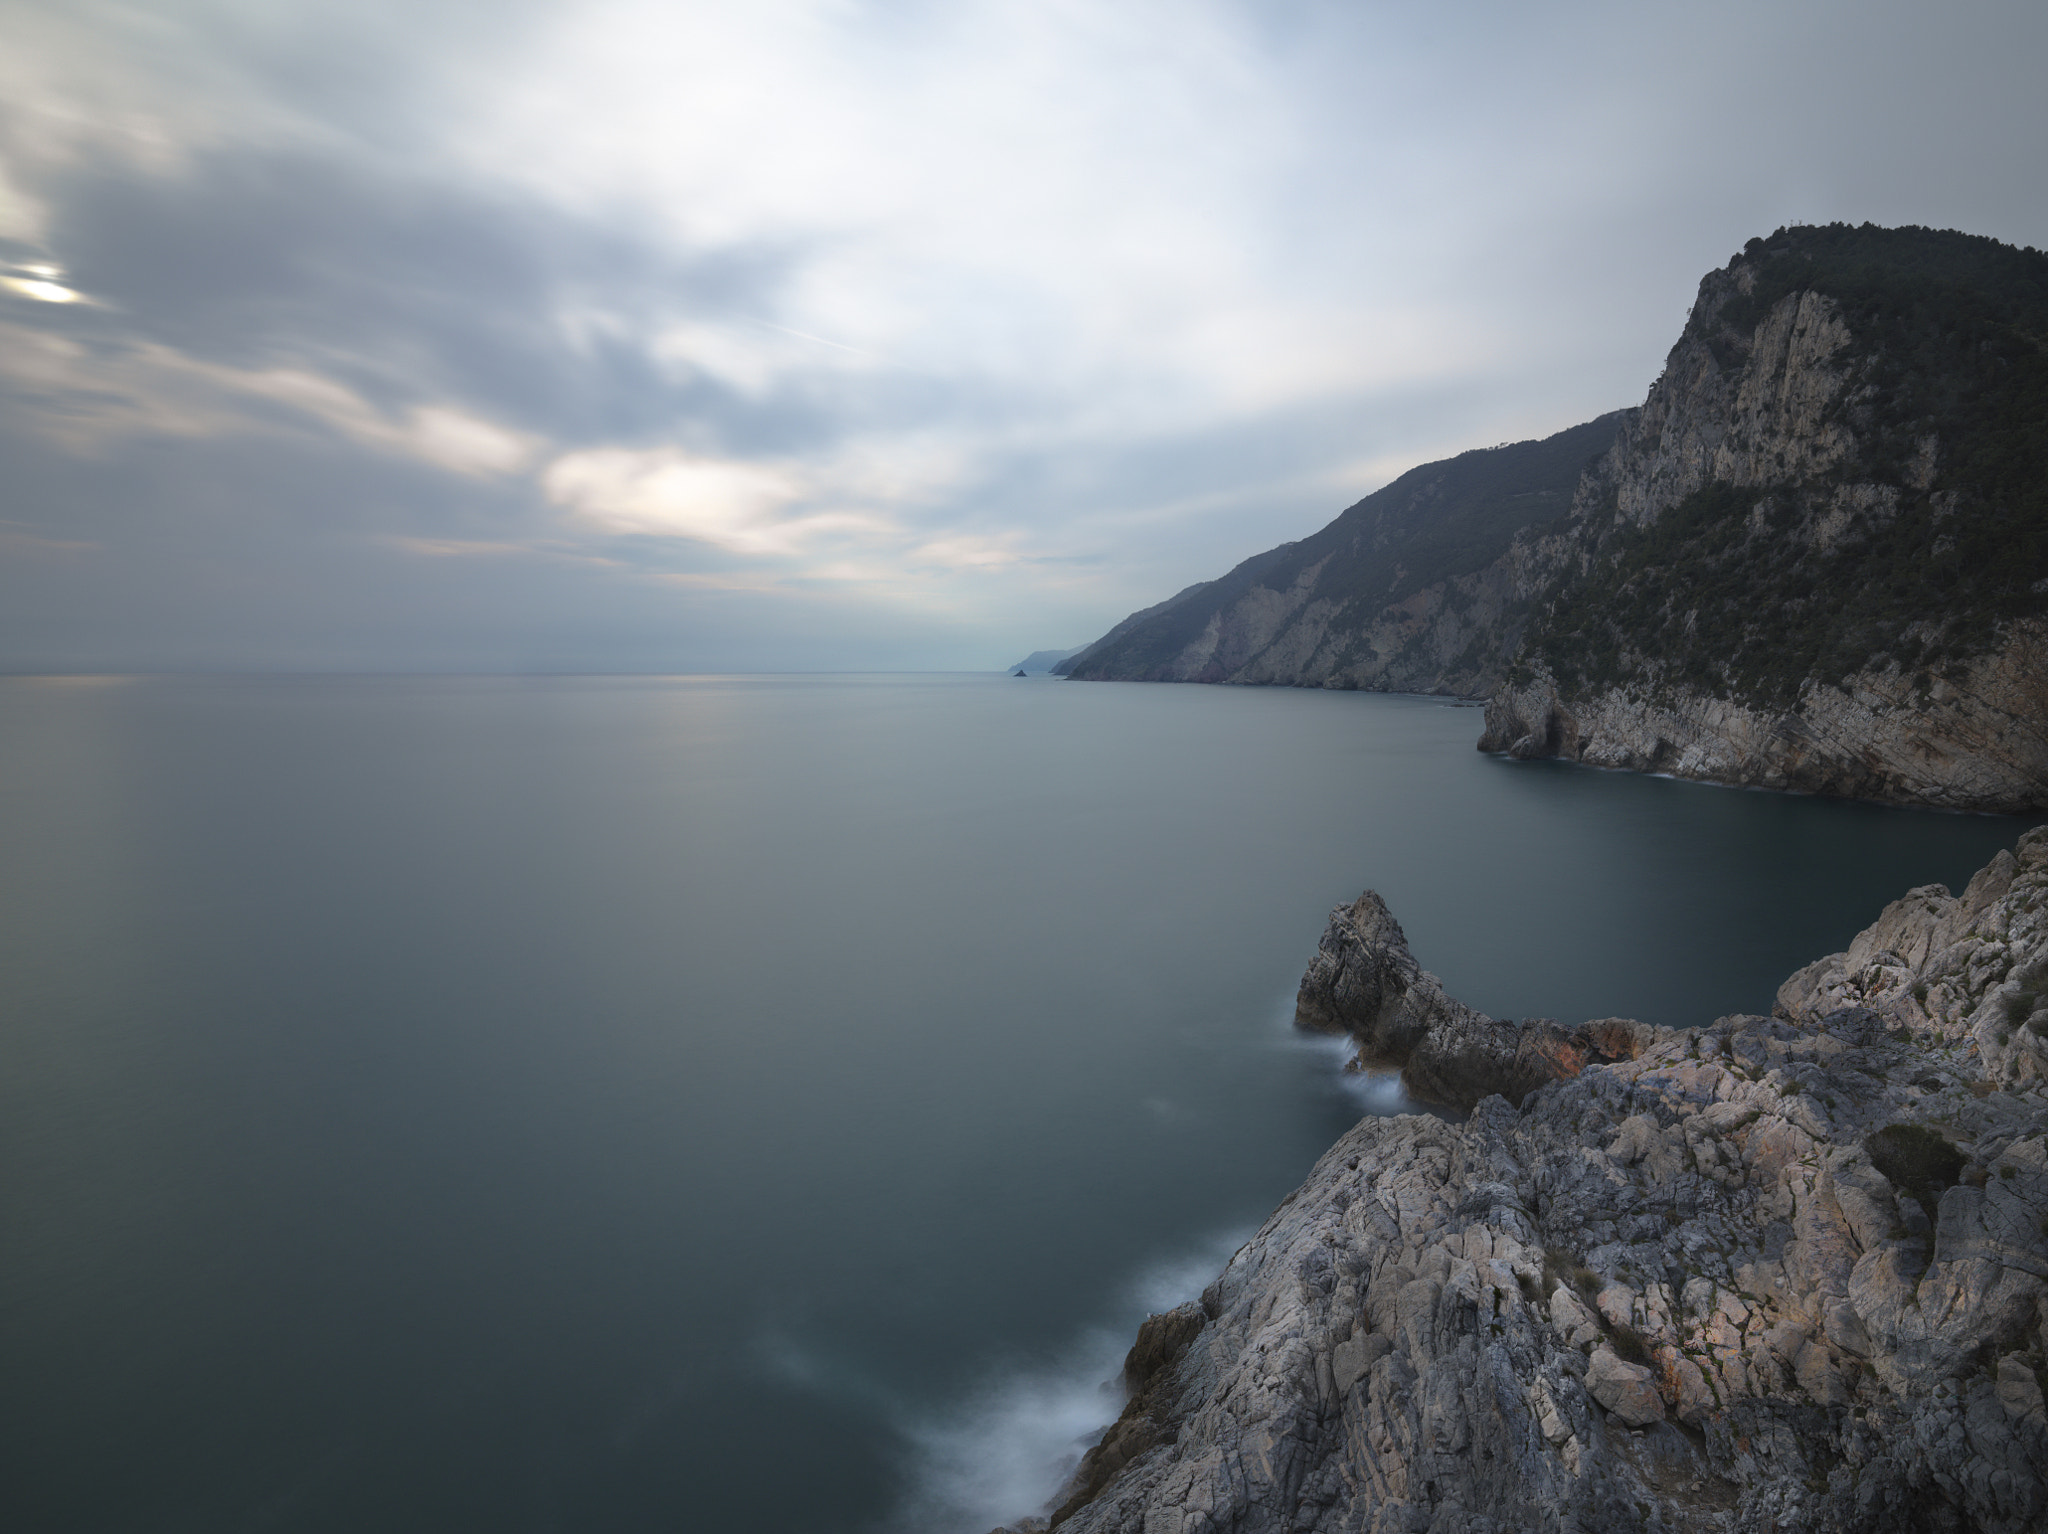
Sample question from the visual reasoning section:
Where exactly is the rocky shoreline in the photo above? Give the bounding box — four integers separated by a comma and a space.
1057, 228, 2048, 816
1004, 830, 2048, 1533
1477, 619, 2048, 816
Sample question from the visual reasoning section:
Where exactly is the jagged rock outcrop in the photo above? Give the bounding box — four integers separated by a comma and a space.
1061, 225, 2048, 812
1774, 834, 2048, 1091
1027, 829, 2048, 1534
1295, 889, 1645, 1112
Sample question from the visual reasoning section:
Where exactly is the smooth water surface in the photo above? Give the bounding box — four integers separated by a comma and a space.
0, 674, 2035, 1533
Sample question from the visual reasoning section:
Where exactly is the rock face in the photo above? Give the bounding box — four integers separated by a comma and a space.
1477, 626, 2048, 815
1054, 416, 1628, 695
1033, 829, 2048, 1534
1773, 835, 2048, 1092
1294, 889, 1644, 1112
1060, 225, 2048, 813
1478, 227, 2048, 814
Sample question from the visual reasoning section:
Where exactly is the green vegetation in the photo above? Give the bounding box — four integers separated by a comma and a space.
1069, 225, 2048, 705
1865, 1122, 1967, 1223
1528, 225, 2048, 705
1529, 476, 1986, 705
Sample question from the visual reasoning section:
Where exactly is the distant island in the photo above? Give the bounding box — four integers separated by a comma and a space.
1060, 225, 2048, 813
1009, 647, 1088, 675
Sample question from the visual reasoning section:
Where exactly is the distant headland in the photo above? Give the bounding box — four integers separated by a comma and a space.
1058, 225, 2048, 814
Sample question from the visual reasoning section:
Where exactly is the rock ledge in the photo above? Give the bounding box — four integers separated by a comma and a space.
1024, 829, 2048, 1534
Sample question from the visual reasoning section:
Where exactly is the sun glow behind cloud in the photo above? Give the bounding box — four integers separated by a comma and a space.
1, 272, 80, 302
545, 449, 819, 551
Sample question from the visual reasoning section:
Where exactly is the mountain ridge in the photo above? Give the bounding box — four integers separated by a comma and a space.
1055, 413, 1629, 695
1060, 224, 2048, 812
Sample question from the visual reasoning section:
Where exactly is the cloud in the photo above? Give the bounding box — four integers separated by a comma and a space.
539, 437, 1023, 568
646, 316, 896, 399
0, 315, 539, 474
0, 256, 82, 301
544, 448, 826, 550
395, 407, 537, 477
1, 0, 2045, 671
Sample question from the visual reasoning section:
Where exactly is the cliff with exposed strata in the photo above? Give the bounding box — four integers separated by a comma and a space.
1015, 829, 2048, 1534
1478, 226, 2048, 813
1063, 225, 2048, 813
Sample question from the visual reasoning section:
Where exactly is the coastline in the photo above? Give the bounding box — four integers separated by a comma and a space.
1022, 829, 2048, 1533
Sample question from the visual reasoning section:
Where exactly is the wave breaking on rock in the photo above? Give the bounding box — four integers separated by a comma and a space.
1005, 829, 2048, 1534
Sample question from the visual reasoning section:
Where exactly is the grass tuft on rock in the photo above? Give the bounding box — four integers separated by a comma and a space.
1609, 1323, 1655, 1368
1866, 1122, 1968, 1221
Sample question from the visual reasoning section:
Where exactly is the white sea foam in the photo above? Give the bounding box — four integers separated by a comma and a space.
1338, 1066, 1414, 1115
1268, 997, 1422, 1118
1284, 1025, 1360, 1067
890, 1329, 1125, 1533
869, 1006, 1414, 1531
887, 1230, 1249, 1534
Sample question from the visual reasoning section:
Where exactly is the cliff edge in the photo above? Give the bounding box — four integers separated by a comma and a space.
1480, 226, 2048, 813
1055, 416, 1627, 695
1061, 224, 2048, 812
1019, 829, 2048, 1534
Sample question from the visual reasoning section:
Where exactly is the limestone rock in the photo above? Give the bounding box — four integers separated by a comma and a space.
1056, 417, 1627, 697
1296, 888, 1643, 1111
1478, 627, 2048, 813
1053, 834, 2048, 1534
1482, 227, 2048, 815
1062, 227, 2048, 814
1586, 1346, 1665, 1427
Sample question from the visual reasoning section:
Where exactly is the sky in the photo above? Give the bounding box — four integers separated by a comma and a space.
2, 0, 2045, 673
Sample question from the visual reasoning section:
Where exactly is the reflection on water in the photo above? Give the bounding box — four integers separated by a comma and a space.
0, 673, 2035, 1533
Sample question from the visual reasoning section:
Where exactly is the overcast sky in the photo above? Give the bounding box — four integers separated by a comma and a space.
2, 0, 2044, 671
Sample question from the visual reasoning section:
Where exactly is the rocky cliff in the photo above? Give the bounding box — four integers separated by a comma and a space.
1476, 628, 2048, 814
1062, 225, 2048, 812
1292, 888, 1645, 1114
1012, 829, 2048, 1534
1054, 416, 1627, 693
1480, 226, 2048, 813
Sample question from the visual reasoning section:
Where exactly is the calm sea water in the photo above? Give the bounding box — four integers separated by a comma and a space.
1, 673, 2035, 1533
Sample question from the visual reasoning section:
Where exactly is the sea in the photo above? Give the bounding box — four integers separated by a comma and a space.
1, 671, 2035, 1533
